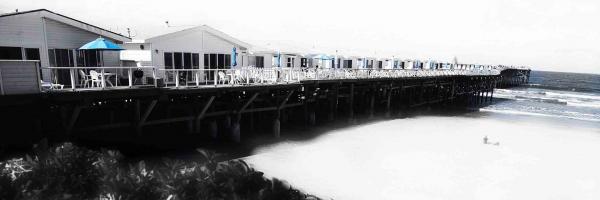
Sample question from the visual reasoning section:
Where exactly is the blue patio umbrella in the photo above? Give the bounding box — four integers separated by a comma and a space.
80, 37, 124, 51
79, 37, 124, 66
78, 37, 125, 88
232, 47, 237, 67
276, 51, 281, 67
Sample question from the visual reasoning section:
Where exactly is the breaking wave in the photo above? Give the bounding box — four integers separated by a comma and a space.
486, 71, 600, 122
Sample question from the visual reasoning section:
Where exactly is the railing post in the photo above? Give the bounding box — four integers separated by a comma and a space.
69, 68, 76, 90
175, 70, 179, 88
128, 68, 133, 88
195, 71, 200, 87
214, 70, 218, 86
101, 68, 106, 89
152, 67, 157, 88
285, 69, 289, 83
230, 69, 235, 85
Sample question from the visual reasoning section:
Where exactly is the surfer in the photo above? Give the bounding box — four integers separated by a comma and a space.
483, 135, 489, 144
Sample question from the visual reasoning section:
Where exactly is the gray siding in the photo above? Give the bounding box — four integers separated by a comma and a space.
45, 18, 109, 49
0, 61, 41, 95
0, 12, 44, 48
45, 18, 122, 66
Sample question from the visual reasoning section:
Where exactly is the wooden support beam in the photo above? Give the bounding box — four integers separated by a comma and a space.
136, 99, 157, 135
194, 96, 215, 134
197, 96, 215, 119
240, 93, 259, 113
274, 90, 293, 138
278, 90, 294, 110
233, 92, 259, 142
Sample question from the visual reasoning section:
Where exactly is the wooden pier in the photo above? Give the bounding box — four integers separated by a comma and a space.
0, 68, 530, 148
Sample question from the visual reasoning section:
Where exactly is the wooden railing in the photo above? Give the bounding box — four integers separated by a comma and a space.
41, 65, 518, 91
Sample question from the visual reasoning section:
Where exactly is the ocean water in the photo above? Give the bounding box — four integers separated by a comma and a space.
244, 71, 600, 200
483, 71, 600, 122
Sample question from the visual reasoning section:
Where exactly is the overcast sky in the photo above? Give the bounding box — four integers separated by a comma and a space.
1, 0, 599, 73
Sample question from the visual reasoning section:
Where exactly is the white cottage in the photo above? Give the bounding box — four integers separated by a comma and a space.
0, 9, 131, 92
247, 49, 302, 69
356, 57, 376, 69
140, 25, 251, 84
341, 56, 361, 69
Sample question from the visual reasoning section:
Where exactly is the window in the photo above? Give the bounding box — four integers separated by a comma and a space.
287, 57, 295, 67
337, 58, 341, 68
50, 49, 74, 67
378, 61, 383, 69
48, 49, 56, 67
209, 54, 217, 69
204, 53, 232, 69
343, 60, 352, 68
76, 50, 99, 67
182, 53, 192, 81
217, 54, 224, 69
174, 52, 182, 69
48, 49, 75, 85
164, 52, 173, 69
225, 54, 231, 67
0, 46, 23, 60
74, 50, 100, 82
300, 58, 308, 67
25, 48, 40, 60
183, 53, 191, 69
192, 53, 199, 69
255, 56, 264, 68
203, 54, 209, 68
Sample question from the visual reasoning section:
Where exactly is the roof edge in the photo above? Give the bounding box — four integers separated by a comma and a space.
1, 9, 131, 41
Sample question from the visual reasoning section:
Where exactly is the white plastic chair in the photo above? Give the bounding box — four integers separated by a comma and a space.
79, 70, 91, 88
89, 70, 103, 87
218, 71, 228, 85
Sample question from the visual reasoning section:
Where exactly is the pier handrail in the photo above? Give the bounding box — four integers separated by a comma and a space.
41, 65, 505, 91
44, 66, 157, 90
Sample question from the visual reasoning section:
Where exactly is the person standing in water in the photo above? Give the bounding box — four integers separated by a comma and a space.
483, 136, 489, 144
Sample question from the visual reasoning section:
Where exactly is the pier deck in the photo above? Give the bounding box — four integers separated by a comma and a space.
0, 67, 530, 147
